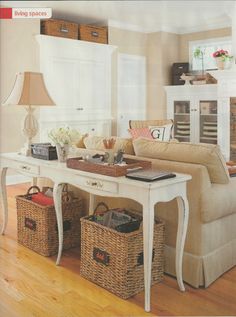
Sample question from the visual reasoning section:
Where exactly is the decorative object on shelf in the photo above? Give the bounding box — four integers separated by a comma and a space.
48, 126, 80, 162
172, 62, 189, 85
2, 72, 55, 156
180, 73, 195, 85
191, 79, 207, 85
205, 73, 217, 84
79, 24, 108, 44
193, 47, 206, 75
41, 19, 79, 39
213, 49, 233, 70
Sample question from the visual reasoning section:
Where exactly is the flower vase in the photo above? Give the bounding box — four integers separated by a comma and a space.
56, 143, 69, 162
215, 57, 225, 70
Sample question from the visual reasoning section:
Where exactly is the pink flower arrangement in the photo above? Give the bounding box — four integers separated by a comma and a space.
213, 49, 230, 58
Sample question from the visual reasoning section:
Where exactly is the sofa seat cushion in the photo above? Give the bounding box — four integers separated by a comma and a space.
133, 138, 229, 184
201, 177, 236, 222
83, 135, 135, 155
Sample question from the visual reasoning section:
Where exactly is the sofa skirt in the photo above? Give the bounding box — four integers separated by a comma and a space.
164, 238, 236, 288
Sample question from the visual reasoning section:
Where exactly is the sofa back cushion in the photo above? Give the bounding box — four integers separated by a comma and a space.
83, 135, 135, 155
133, 138, 229, 184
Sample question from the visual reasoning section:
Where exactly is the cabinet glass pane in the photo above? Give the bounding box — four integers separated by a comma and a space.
174, 101, 190, 142
200, 101, 217, 144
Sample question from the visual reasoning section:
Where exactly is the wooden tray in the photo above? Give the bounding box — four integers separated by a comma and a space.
66, 157, 151, 177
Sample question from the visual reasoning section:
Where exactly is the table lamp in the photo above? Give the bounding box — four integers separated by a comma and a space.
2, 72, 55, 156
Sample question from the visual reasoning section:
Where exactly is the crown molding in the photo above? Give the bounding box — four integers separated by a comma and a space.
177, 21, 232, 35
108, 19, 231, 35
108, 19, 150, 33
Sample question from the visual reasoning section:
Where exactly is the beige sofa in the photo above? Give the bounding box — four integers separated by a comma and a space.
71, 133, 236, 289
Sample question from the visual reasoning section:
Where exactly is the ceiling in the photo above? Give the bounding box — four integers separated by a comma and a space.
1, 1, 235, 34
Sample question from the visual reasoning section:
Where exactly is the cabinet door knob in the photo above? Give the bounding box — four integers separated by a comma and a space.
76, 107, 84, 111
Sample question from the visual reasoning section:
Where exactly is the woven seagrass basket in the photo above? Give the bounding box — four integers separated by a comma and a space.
16, 186, 84, 256
80, 211, 165, 299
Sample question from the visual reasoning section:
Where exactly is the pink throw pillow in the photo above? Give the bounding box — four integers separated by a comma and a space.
128, 128, 153, 139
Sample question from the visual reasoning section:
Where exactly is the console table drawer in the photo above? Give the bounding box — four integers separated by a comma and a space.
11, 161, 40, 175
83, 177, 118, 193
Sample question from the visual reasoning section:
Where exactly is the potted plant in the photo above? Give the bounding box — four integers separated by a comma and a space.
213, 49, 233, 70
193, 47, 205, 76
48, 126, 80, 162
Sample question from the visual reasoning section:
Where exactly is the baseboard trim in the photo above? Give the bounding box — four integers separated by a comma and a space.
6, 175, 31, 185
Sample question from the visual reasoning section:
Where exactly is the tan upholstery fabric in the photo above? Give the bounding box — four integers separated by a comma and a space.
165, 238, 236, 288
133, 138, 229, 184
75, 133, 88, 148
201, 177, 236, 222
129, 119, 173, 129
83, 135, 135, 155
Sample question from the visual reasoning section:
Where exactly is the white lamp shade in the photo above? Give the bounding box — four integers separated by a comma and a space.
2, 72, 55, 106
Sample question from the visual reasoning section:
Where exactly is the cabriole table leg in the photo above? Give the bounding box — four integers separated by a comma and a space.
0, 167, 8, 235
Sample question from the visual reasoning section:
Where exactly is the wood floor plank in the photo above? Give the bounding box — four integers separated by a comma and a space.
0, 183, 236, 316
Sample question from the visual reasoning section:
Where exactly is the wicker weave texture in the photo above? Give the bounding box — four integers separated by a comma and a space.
79, 25, 107, 44
80, 214, 165, 299
16, 195, 84, 256
41, 19, 79, 39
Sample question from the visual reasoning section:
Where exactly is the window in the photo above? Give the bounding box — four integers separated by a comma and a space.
189, 37, 232, 71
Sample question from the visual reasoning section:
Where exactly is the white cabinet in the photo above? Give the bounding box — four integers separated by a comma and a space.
36, 35, 116, 139
165, 85, 218, 145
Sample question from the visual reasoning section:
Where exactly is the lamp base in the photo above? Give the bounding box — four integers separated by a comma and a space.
20, 143, 31, 156
21, 106, 37, 156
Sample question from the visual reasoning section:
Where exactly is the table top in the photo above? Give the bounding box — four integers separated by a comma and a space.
0, 152, 192, 189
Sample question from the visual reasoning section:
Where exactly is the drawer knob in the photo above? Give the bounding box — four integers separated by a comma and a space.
86, 180, 103, 188
76, 107, 84, 111
21, 165, 30, 170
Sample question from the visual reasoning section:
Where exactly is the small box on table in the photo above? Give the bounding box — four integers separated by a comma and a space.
31, 143, 57, 160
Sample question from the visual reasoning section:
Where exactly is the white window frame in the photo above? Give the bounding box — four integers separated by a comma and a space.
189, 36, 232, 71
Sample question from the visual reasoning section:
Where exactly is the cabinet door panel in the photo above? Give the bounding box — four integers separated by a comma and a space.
49, 58, 78, 107
78, 60, 107, 112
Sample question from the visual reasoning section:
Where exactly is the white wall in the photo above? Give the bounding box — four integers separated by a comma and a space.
0, 19, 40, 154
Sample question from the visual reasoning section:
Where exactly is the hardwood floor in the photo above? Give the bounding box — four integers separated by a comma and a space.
0, 183, 236, 317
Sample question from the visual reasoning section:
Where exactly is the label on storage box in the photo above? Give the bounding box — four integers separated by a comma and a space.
93, 247, 110, 266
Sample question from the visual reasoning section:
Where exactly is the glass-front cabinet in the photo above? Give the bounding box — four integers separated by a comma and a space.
199, 100, 217, 144
174, 101, 190, 142
166, 85, 218, 145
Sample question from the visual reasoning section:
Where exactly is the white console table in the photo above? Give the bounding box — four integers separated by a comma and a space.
0, 153, 191, 312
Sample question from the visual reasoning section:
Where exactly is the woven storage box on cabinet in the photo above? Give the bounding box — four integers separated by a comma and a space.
79, 24, 108, 44
16, 189, 84, 256
41, 19, 79, 39
80, 212, 164, 299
